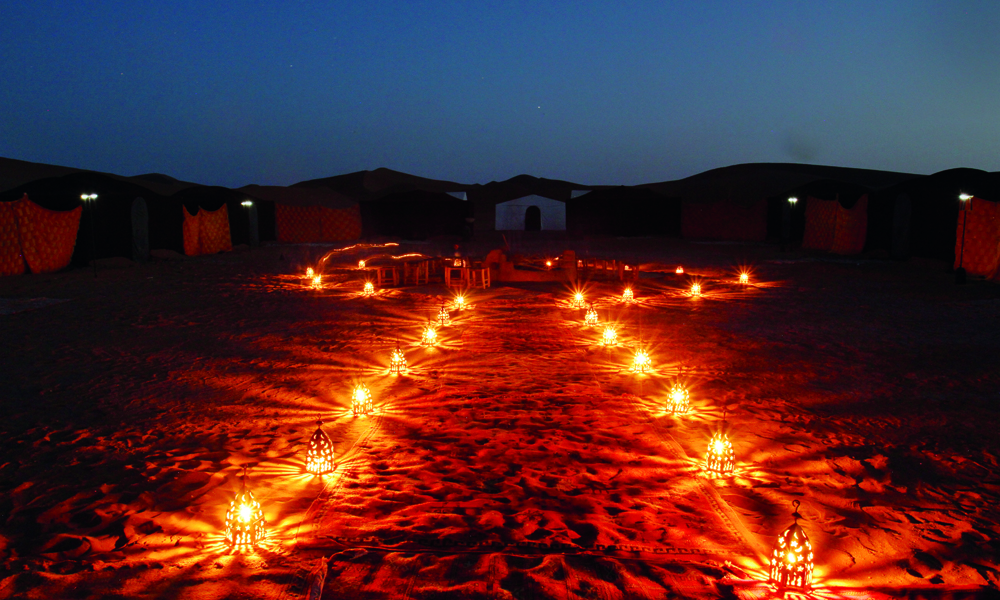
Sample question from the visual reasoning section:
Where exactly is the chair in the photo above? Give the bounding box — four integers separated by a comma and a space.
404, 260, 429, 285
444, 264, 467, 288
374, 265, 399, 287
468, 266, 491, 289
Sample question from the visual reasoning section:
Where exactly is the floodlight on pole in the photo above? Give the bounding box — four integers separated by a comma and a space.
81, 193, 99, 278
956, 193, 972, 284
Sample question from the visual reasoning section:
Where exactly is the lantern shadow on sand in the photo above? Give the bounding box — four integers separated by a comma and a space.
769, 500, 814, 592
225, 467, 265, 550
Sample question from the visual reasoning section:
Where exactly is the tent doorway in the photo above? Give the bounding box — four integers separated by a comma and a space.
525, 206, 541, 231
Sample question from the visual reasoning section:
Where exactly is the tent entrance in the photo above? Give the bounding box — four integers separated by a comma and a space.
525, 206, 541, 231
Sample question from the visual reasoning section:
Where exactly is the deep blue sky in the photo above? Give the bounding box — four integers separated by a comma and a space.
2, 1, 998, 187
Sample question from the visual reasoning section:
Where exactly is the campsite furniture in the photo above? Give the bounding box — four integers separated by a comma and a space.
468, 266, 491, 289
444, 264, 467, 288
403, 259, 430, 285
372, 265, 399, 287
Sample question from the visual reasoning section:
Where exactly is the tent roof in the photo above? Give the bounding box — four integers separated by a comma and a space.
238, 184, 357, 209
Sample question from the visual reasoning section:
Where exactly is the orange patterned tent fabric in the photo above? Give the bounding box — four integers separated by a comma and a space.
0, 195, 81, 276
802, 195, 868, 255
276, 203, 362, 243
954, 197, 1000, 278
183, 205, 233, 256
0, 200, 25, 276
680, 199, 767, 241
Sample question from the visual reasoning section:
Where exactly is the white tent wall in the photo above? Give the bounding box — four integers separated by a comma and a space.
495, 195, 566, 231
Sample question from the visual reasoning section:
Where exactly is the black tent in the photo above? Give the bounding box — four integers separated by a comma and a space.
567, 187, 681, 237
361, 190, 470, 240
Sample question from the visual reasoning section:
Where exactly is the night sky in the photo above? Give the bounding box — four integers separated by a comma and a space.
2, 1, 998, 188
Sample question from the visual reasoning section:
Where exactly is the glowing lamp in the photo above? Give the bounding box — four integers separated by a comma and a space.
959, 193, 973, 201
690, 283, 701, 296
305, 420, 335, 474
453, 294, 466, 311
389, 343, 407, 374
311, 275, 322, 287
585, 305, 599, 326
675, 266, 684, 274
305, 267, 315, 278
241, 200, 253, 207
352, 383, 373, 416
788, 196, 798, 206
666, 384, 690, 414
225, 468, 265, 549
421, 324, 437, 346
622, 287, 634, 303
573, 292, 585, 308
545, 260, 553, 268
769, 500, 814, 591
358, 259, 366, 269
602, 325, 618, 347
453, 259, 462, 267
739, 272, 749, 285
438, 302, 451, 326
704, 431, 735, 475
631, 348, 651, 373
363, 281, 375, 296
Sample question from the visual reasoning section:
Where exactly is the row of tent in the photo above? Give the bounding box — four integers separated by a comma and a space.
0, 163, 998, 281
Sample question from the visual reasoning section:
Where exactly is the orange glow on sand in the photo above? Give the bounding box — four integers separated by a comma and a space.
602, 325, 618, 346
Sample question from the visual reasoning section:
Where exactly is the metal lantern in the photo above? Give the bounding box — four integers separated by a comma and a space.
675, 266, 684, 274
305, 419, 335, 474
666, 384, 690, 414
453, 294, 466, 311
704, 430, 735, 475
352, 383, 374, 416
602, 325, 618, 347
690, 283, 702, 296
585, 304, 599, 326
739, 272, 749, 285
573, 291, 586, 308
622, 287, 634, 303
769, 500, 814, 591
421, 323, 437, 347
225, 467, 265, 549
311, 275, 323, 287
363, 281, 375, 296
438, 302, 451, 326
358, 259, 366, 269
631, 348, 651, 373
389, 342, 407, 374
306, 267, 315, 278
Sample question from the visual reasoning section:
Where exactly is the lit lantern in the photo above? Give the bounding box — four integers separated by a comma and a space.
739, 272, 749, 285
666, 384, 690, 414
622, 287, 634, 303
453, 294, 466, 311
306, 267, 315, 278
352, 383, 373, 416
573, 291, 585, 308
358, 259, 365, 269
602, 325, 618, 347
585, 305, 599, 326
311, 275, 323, 287
769, 500, 814, 591
225, 467, 265, 549
438, 302, 451, 326
675, 266, 684, 274
453, 259, 463, 267
421, 324, 437, 346
363, 281, 375, 296
704, 431, 735, 475
690, 283, 701, 296
389, 342, 407, 374
305, 419, 335, 474
545, 260, 553, 268
631, 348, 651, 373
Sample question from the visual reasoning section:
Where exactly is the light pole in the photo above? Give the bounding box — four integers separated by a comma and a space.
782, 197, 798, 251
81, 193, 98, 278
956, 193, 972, 284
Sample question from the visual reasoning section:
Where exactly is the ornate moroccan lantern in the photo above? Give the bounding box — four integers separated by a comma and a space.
363, 281, 375, 296
389, 342, 407, 374
739, 272, 749, 285
421, 323, 437, 346
453, 294, 466, 311
545, 260, 553, 268
602, 325, 618, 347
704, 430, 735, 475
311, 275, 323, 287
631, 348, 651, 373
690, 283, 702, 296
438, 302, 451, 326
358, 259, 366, 269
666, 384, 690, 414
769, 500, 814, 591
675, 266, 684, 274
622, 287, 634, 303
306, 267, 315, 278
352, 383, 373, 416
225, 467, 265, 549
573, 292, 585, 308
585, 304, 599, 326
305, 419, 335, 474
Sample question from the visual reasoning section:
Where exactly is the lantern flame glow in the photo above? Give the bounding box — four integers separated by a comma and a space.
306, 267, 314, 278
389, 344, 407, 374
666, 384, 690, 414
224, 475, 265, 549
306, 422, 335, 474
438, 304, 451, 326
311, 275, 322, 287
421, 324, 437, 346
602, 325, 618, 346
622, 287, 634, 303
363, 281, 375, 296
573, 292, 585, 308
545, 260, 553, 268
352, 383, 374, 416
585, 306, 599, 326
769, 501, 814, 591
690, 283, 701, 296
675, 266, 684, 274
704, 431, 735, 475
739, 272, 749, 285
453, 294, 466, 310
358, 259, 366, 269
631, 349, 651, 373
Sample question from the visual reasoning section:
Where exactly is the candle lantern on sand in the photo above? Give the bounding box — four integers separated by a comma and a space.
438, 302, 451, 326
739, 272, 749, 285
311, 275, 323, 287
573, 291, 586, 308
389, 342, 407, 374
352, 383, 374, 416
225, 467, 265, 549
585, 304, 599, 326
306, 419, 335, 474
769, 500, 814, 591
453, 293, 466, 311
622, 287, 634, 303
704, 429, 735, 476
690, 282, 702, 296
602, 325, 618, 347
363, 281, 375, 296
631, 348, 651, 373
421, 323, 437, 347
666, 384, 690, 414
358, 259, 366, 269
675, 266, 684, 274
306, 267, 315, 278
